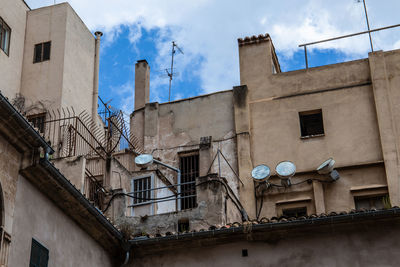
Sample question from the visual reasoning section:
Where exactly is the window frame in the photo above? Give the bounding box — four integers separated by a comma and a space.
29, 238, 49, 267
179, 151, 199, 210
354, 194, 390, 210
299, 109, 325, 139
130, 174, 154, 216
27, 113, 47, 133
282, 207, 308, 218
0, 16, 11, 56
33, 41, 51, 63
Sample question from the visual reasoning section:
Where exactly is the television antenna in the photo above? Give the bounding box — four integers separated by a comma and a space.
166, 41, 184, 102
357, 0, 373, 52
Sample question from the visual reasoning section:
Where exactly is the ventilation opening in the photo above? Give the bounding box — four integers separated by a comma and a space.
282, 207, 307, 218
178, 218, 190, 232
299, 109, 324, 138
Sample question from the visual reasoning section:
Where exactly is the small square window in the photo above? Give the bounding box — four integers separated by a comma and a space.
282, 207, 307, 218
178, 218, 190, 232
299, 109, 324, 138
29, 239, 49, 267
34, 41, 51, 63
28, 113, 46, 133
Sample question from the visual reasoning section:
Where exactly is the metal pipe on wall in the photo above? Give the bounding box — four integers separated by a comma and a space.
92, 31, 103, 122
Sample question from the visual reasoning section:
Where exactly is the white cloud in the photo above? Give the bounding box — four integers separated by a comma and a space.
26, 0, 400, 94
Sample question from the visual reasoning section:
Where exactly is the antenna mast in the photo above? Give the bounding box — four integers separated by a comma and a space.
166, 41, 184, 102
358, 0, 373, 52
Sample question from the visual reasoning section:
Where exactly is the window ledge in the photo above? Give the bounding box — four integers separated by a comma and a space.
300, 134, 325, 139
276, 197, 312, 205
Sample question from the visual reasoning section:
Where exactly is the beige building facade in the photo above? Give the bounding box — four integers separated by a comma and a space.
2, 0, 400, 266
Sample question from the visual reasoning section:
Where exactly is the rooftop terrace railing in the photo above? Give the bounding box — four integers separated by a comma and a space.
299, 23, 400, 69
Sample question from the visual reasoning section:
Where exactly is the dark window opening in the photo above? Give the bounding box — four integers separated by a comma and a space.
29, 239, 49, 267
133, 176, 151, 205
178, 218, 190, 232
28, 113, 46, 133
0, 17, 11, 55
34, 41, 51, 63
299, 109, 324, 137
180, 152, 199, 210
282, 207, 307, 218
355, 194, 390, 210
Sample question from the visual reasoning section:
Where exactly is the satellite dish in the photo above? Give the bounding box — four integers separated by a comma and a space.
317, 158, 335, 175
135, 154, 153, 167
276, 161, 296, 179
251, 165, 271, 182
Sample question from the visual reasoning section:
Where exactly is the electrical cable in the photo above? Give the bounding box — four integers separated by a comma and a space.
102, 179, 248, 221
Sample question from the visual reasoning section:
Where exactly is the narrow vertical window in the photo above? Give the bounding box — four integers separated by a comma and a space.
43, 41, 51, 61
180, 152, 199, 210
29, 239, 49, 267
0, 17, 11, 55
34, 41, 51, 63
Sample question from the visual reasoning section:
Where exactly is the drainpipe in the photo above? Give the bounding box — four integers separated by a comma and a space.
92, 31, 103, 122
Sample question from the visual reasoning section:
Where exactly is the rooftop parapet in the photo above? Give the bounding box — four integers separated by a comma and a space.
238, 33, 271, 47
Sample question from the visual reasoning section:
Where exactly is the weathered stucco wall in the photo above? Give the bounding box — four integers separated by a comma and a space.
0, 0, 28, 99
0, 133, 21, 234
8, 176, 113, 267
61, 3, 94, 114
20, 4, 66, 113
20, 3, 94, 115
131, 221, 400, 267
236, 37, 400, 217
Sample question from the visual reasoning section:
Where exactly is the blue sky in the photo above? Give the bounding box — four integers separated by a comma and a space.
26, 0, 400, 115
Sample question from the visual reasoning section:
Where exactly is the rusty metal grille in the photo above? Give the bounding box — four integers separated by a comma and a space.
84, 169, 106, 209
27, 113, 46, 133
180, 153, 198, 209
133, 176, 152, 204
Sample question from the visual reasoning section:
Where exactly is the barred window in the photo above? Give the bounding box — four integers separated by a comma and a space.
0, 17, 11, 55
27, 113, 46, 133
132, 176, 152, 205
180, 152, 199, 210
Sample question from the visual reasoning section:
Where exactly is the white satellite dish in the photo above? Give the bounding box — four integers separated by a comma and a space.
251, 165, 271, 182
317, 158, 335, 175
135, 154, 153, 167
276, 161, 296, 187
276, 161, 296, 179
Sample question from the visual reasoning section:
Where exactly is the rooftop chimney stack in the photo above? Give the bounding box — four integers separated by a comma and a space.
134, 60, 150, 110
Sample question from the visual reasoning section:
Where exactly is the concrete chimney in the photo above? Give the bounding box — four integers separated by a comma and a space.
134, 60, 150, 110
92, 31, 103, 121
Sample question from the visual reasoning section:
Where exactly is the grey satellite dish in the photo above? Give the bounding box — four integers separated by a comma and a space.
135, 154, 153, 167
316, 158, 340, 181
251, 165, 271, 182
317, 158, 335, 175
276, 161, 296, 179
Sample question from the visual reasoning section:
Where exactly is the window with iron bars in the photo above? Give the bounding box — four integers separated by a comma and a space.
132, 176, 152, 205
180, 152, 199, 210
27, 113, 46, 133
